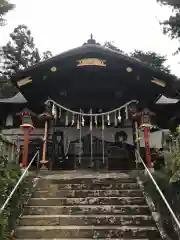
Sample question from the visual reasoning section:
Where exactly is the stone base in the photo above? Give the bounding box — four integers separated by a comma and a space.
40, 162, 48, 170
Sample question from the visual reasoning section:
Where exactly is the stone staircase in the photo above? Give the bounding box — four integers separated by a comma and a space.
14, 173, 162, 239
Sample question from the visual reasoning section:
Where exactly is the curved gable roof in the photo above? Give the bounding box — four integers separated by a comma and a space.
12, 43, 177, 85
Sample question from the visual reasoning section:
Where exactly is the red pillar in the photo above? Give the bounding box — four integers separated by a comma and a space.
144, 127, 152, 168
22, 128, 29, 168
20, 111, 34, 168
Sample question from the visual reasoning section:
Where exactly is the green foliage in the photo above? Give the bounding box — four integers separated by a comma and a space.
0, 75, 18, 97
1, 24, 52, 82
142, 146, 180, 239
157, 0, 180, 54
42, 51, 53, 60
104, 41, 171, 73
0, 0, 15, 26
1, 25, 41, 77
0, 24, 53, 96
162, 150, 180, 183
157, 0, 180, 9
143, 172, 180, 240
0, 139, 33, 240
104, 41, 124, 53
130, 50, 170, 73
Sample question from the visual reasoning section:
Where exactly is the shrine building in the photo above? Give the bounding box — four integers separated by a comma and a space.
0, 36, 180, 170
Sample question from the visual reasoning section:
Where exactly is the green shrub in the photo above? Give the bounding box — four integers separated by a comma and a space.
142, 150, 180, 239
0, 147, 33, 239
143, 172, 180, 239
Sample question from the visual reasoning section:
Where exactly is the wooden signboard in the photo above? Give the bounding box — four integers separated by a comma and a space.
77, 58, 106, 67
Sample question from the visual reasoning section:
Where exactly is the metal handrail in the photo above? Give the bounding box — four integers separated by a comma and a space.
135, 150, 180, 230
0, 150, 40, 215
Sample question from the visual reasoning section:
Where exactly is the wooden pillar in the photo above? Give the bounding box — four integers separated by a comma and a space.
40, 120, 48, 168
22, 128, 29, 168
143, 127, 152, 168
133, 108, 155, 169
134, 121, 140, 152
20, 110, 34, 169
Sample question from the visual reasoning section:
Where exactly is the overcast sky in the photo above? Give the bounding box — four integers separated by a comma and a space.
1, 0, 180, 76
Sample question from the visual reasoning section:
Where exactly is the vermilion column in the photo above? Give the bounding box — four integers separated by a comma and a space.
22, 128, 30, 168
20, 111, 34, 168
144, 127, 152, 168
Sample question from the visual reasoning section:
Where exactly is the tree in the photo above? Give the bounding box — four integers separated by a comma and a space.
0, 0, 15, 26
104, 41, 171, 73
130, 50, 170, 73
157, 0, 180, 53
104, 41, 124, 53
1, 24, 52, 77
42, 50, 53, 60
157, 0, 180, 8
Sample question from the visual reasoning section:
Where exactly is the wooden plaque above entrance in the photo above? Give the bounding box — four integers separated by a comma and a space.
77, 58, 106, 67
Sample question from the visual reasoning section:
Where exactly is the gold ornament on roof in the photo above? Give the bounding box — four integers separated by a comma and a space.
51, 66, 57, 72
126, 67, 132, 72
77, 58, 106, 67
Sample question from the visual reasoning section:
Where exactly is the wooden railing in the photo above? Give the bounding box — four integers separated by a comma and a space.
0, 133, 19, 162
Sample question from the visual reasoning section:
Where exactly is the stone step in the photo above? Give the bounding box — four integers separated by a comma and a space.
24, 205, 150, 215
14, 225, 160, 239
37, 177, 137, 185
36, 182, 139, 190
15, 239, 162, 240
20, 214, 155, 226
29, 197, 146, 206
33, 189, 143, 198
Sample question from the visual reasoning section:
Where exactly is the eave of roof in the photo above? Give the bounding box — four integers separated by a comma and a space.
11, 44, 178, 85
0, 92, 27, 104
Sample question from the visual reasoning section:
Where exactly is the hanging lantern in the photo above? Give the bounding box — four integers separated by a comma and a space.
65, 112, 69, 126
20, 111, 34, 131
138, 108, 155, 130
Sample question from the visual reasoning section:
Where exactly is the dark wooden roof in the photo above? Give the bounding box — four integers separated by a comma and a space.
12, 43, 178, 85
5, 39, 180, 129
